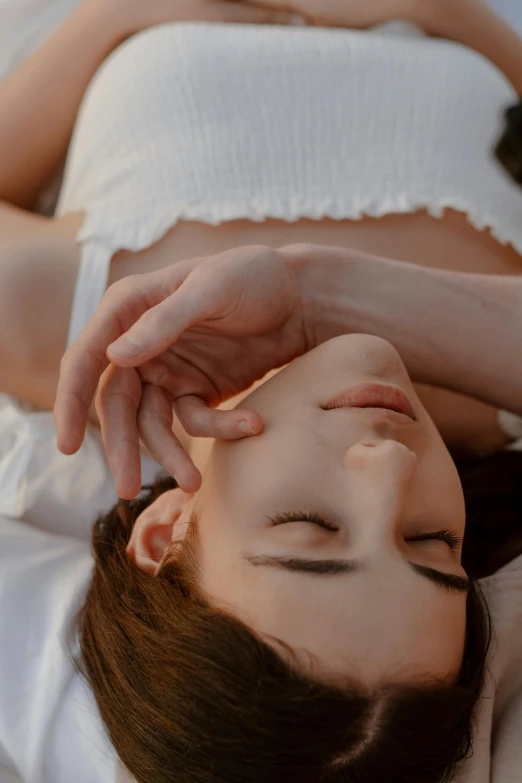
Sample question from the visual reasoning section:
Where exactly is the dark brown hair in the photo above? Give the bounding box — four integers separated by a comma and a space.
71, 462, 497, 783
458, 450, 522, 579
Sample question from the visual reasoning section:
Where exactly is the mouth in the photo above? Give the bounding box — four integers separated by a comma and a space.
322, 383, 416, 421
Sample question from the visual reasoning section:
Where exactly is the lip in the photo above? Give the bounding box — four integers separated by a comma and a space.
322, 383, 416, 421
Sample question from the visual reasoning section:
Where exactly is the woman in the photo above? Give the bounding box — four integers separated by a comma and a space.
5, 247, 522, 783
53, 242, 522, 783
1, 0, 522, 415
0, 1, 522, 782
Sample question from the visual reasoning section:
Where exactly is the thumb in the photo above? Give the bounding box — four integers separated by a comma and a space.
107, 275, 221, 364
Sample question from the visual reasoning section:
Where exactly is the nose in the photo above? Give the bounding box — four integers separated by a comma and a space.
345, 439, 417, 480
344, 440, 417, 540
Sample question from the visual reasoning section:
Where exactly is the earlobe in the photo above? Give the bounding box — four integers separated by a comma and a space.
126, 488, 194, 575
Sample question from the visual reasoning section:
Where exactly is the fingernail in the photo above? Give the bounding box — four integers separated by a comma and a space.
290, 13, 307, 26
110, 337, 142, 357
239, 421, 256, 436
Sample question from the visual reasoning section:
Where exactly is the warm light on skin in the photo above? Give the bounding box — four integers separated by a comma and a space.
132, 335, 468, 688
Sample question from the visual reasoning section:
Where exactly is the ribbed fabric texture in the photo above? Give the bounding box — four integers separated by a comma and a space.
57, 22, 522, 256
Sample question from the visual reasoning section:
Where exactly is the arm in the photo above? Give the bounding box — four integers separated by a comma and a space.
413, 383, 509, 456
419, 0, 522, 95
289, 245, 522, 414
0, 0, 297, 210
0, 0, 133, 389
0, 1, 128, 210
54, 243, 522, 497
0, 0, 294, 407
255, 0, 522, 95
0, 230, 81, 409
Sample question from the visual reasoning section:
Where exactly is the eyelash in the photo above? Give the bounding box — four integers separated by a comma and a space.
405, 530, 463, 551
267, 511, 463, 550
268, 510, 339, 531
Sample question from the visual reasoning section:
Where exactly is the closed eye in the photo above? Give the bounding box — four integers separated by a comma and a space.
267, 511, 462, 551
267, 510, 338, 532
405, 530, 463, 551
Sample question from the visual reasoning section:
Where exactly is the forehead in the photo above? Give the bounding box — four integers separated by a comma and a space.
199, 552, 467, 686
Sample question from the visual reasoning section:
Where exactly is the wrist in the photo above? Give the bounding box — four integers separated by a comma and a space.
281, 242, 453, 385
280, 243, 367, 350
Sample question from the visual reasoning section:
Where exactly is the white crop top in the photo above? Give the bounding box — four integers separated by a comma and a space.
55, 21, 522, 348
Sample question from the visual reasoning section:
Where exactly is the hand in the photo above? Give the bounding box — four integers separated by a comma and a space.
54, 246, 308, 499
250, 0, 424, 29
93, 0, 303, 40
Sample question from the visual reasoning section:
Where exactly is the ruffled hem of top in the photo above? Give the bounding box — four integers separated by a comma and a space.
75, 193, 522, 258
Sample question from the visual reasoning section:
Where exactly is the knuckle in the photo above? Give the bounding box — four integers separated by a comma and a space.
104, 279, 125, 303
105, 274, 138, 303
179, 413, 204, 437
137, 401, 158, 425
59, 350, 70, 371
252, 244, 277, 259
249, 243, 273, 255
282, 242, 315, 257
139, 306, 161, 325
138, 305, 171, 332
82, 345, 106, 377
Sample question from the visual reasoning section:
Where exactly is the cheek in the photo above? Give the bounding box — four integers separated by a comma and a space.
413, 599, 468, 680
209, 425, 320, 497
439, 459, 466, 523
419, 444, 465, 527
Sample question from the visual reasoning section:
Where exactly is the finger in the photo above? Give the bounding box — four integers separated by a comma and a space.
208, 3, 306, 26
137, 385, 202, 494
175, 395, 264, 439
107, 276, 225, 365
54, 345, 109, 455
54, 263, 196, 454
54, 286, 144, 454
96, 364, 144, 499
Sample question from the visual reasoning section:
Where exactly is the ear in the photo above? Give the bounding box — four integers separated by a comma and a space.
126, 488, 194, 575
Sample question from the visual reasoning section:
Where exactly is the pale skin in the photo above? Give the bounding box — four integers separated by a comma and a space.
1, 0, 522, 415
0, 0, 521, 689
58, 245, 522, 693
128, 334, 469, 686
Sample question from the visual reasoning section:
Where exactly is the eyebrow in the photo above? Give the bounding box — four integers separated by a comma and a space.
243, 555, 470, 594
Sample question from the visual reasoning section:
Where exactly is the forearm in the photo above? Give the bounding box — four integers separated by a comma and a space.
291, 246, 522, 413
0, 1, 127, 209
0, 233, 80, 408
422, 0, 522, 95
413, 384, 509, 456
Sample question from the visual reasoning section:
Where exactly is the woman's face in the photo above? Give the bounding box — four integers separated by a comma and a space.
186, 336, 467, 686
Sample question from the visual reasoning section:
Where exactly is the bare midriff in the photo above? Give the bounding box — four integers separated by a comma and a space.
102, 208, 522, 466
49, 207, 521, 454
108, 209, 522, 283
